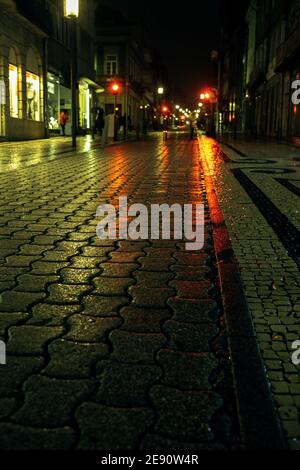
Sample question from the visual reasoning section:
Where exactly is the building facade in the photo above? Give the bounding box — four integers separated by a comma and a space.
275, 0, 300, 141
0, 0, 102, 141
241, 0, 300, 141
46, 0, 103, 136
218, 0, 248, 135
0, 0, 47, 140
94, 5, 160, 132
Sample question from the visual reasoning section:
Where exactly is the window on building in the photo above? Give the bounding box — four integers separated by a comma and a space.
9, 64, 19, 118
9, 48, 21, 118
26, 48, 41, 121
26, 72, 40, 121
105, 55, 118, 75
79, 81, 91, 129
0, 79, 6, 137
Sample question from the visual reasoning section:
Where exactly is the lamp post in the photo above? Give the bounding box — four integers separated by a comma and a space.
157, 87, 164, 131
111, 82, 120, 141
64, 0, 79, 150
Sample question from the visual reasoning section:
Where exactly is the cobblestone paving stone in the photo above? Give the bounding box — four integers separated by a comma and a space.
199, 136, 300, 449
0, 136, 109, 173
0, 135, 238, 450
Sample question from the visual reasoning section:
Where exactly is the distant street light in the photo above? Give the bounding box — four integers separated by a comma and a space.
112, 83, 120, 95
64, 0, 79, 18
158, 87, 164, 95
64, 0, 79, 149
175, 105, 180, 109
111, 82, 121, 141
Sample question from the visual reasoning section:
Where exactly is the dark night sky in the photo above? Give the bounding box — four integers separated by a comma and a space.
103, 0, 220, 108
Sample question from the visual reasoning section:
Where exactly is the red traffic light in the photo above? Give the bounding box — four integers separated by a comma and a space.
200, 91, 211, 101
111, 83, 120, 95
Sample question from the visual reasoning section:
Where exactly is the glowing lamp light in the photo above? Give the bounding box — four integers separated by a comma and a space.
175, 105, 180, 109
162, 106, 168, 113
205, 92, 210, 99
111, 83, 120, 95
64, 0, 79, 18
200, 94, 205, 100
158, 87, 164, 95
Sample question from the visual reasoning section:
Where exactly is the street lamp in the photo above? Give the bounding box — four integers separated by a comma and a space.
64, 0, 79, 149
64, 0, 79, 18
158, 87, 164, 95
111, 82, 120, 141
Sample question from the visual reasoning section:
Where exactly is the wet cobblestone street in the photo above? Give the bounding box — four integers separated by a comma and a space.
0, 134, 238, 450
0, 132, 299, 450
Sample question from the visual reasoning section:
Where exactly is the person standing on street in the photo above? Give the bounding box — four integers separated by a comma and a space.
189, 120, 195, 140
60, 110, 68, 136
92, 108, 105, 138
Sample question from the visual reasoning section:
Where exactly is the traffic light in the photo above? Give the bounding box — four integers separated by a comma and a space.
111, 83, 120, 95
200, 91, 210, 101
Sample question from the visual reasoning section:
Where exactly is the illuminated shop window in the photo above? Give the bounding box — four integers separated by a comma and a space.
26, 71, 40, 121
79, 82, 91, 129
0, 79, 5, 137
9, 64, 19, 118
47, 73, 60, 130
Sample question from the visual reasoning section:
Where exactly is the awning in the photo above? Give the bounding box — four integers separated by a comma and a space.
79, 77, 104, 93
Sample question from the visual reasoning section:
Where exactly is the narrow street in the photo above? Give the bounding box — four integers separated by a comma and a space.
1, 0, 300, 462
0, 133, 298, 451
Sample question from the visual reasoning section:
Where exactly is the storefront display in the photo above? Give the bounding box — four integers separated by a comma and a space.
9, 64, 18, 118
0, 79, 5, 137
26, 71, 40, 121
47, 73, 60, 131
79, 80, 91, 130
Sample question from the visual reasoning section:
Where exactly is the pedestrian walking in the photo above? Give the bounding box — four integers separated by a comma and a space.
92, 108, 105, 139
60, 110, 69, 136
189, 120, 195, 140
